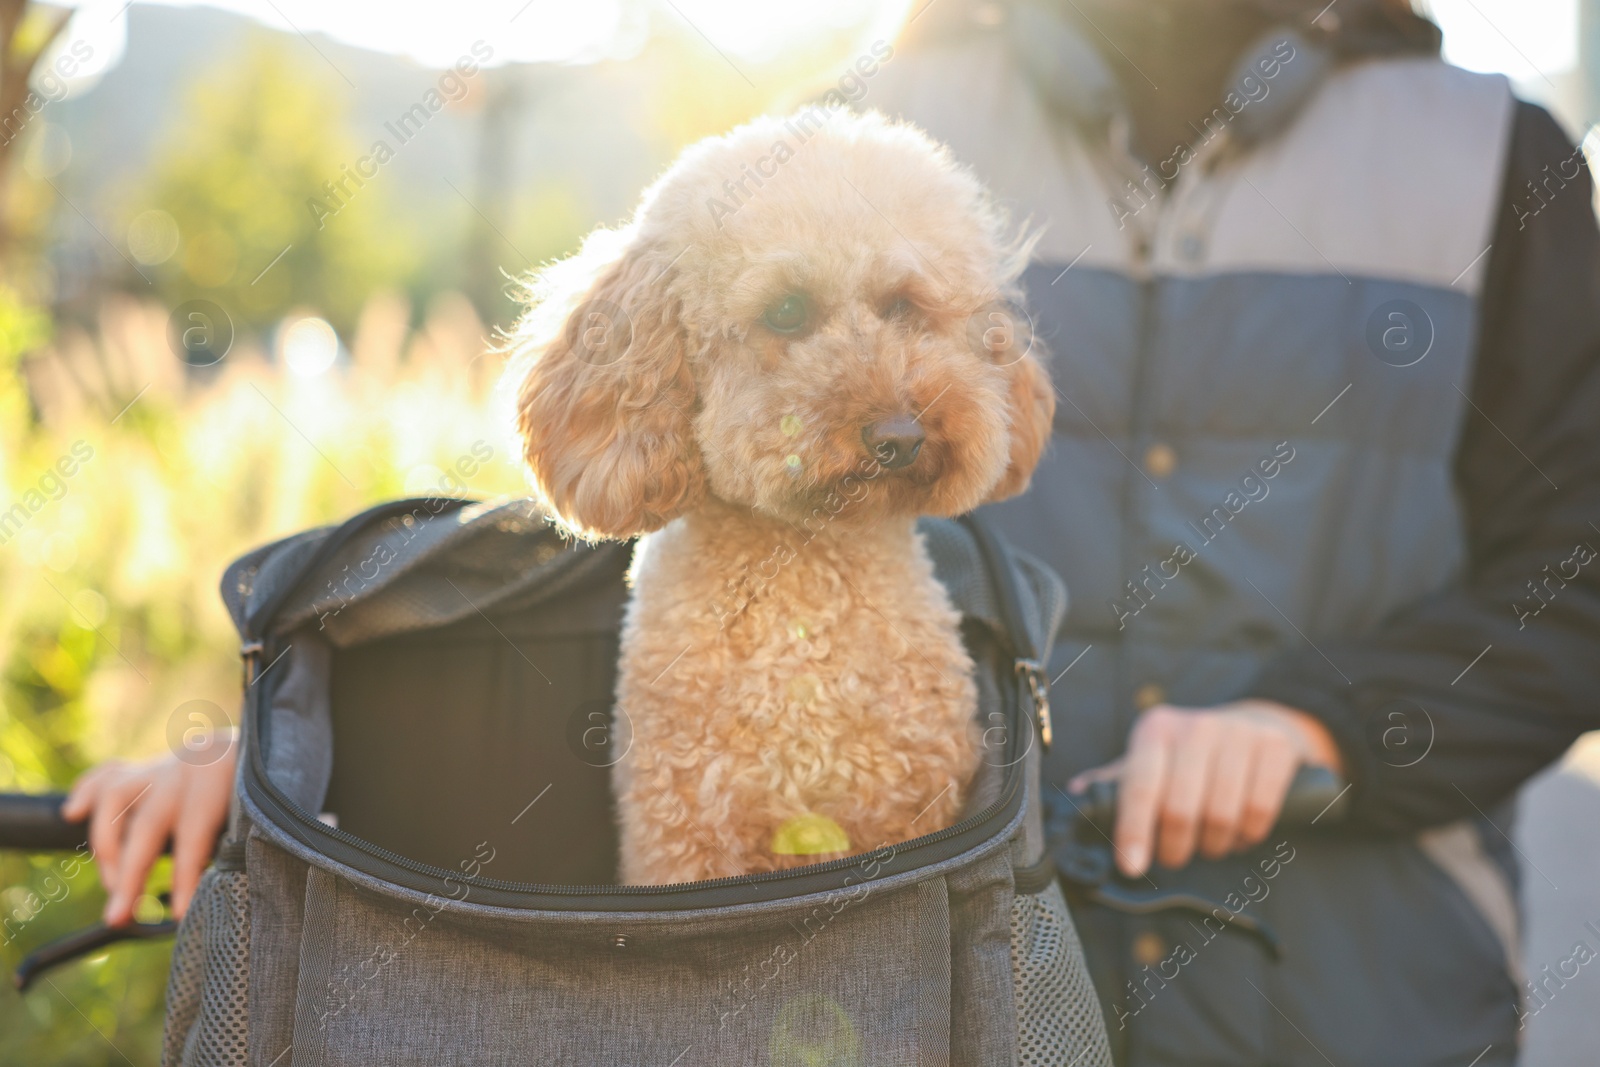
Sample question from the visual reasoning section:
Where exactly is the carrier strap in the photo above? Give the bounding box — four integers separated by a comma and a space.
290, 867, 342, 1067
958, 513, 1053, 750
916, 875, 953, 1067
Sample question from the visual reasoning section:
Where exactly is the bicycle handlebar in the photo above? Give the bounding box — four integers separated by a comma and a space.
1065, 764, 1349, 832
0, 792, 87, 853
2, 767, 1350, 857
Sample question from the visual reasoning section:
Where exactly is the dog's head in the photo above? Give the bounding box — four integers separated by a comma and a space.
508, 110, 1054, 539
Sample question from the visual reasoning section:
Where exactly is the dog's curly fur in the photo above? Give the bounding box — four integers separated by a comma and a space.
507, 111, 1054, 884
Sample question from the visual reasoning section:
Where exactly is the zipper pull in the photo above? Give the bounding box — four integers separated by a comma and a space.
1015, 658, 1052, 751
240, 640, 263, 687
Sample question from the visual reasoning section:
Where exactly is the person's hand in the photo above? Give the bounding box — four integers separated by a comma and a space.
1068, 700, 1342, 878
61, 731, 238, 926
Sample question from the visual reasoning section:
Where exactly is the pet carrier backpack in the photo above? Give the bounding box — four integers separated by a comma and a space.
162, 496, 1113, 1066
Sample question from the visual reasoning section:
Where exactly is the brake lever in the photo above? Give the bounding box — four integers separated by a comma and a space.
1, 794, 221, 991
15, 912, 178, 992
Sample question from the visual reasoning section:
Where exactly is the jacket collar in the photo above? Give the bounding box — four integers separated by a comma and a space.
1004, 3, 1332, 149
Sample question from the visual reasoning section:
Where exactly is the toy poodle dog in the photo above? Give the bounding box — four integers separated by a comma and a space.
508, 110, 1053, 885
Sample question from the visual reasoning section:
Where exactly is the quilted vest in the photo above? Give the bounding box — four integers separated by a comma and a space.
874, 15, 1521, 1066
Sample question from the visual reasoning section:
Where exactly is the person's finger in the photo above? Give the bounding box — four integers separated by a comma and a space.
169, 826, 209, 921
1154, 714, 1221, 870
1234, 731, 1298, 851
170, 767, 232, 919
105, 777, 179, 926
1066, 758, 1124, 795
63, 761, 127, 822
1115, 708, 1177, 877
1198, 722, 1254, 860
87, 769, 149, 894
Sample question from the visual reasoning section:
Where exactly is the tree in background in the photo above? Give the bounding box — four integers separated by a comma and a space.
0, 0, 69, 260
139, 33, 417, 337
0, 1, 72, 383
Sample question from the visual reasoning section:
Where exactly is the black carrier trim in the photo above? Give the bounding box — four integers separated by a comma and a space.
240, 505, 1038, 912
1012, 854, 1060, 896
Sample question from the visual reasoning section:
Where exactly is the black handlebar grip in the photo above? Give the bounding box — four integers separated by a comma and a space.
1070, 765, 1349, 833
0, 793, 90, 852
1274, 765, 1351, 825
5, 769, 1350, 855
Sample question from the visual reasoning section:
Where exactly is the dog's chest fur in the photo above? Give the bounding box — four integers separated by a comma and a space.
613, 506, 980, 884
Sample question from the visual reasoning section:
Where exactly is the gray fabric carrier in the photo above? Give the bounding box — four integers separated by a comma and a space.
162, 498, 1112, 1067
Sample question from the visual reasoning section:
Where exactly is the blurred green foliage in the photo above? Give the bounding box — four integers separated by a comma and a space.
0, 274, 172, 1061
0, 284, 50, 370
141, 34, 418, 337
0, 289, 529, 1062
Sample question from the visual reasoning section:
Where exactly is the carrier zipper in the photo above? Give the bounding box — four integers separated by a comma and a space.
239, 504, 1036, 911
250, 761, 1019, 899
242, 649, 1027, 911
244, 702, 1024, 908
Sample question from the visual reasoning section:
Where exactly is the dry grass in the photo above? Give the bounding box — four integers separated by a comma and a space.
0, 293, 530, 1063
6, 291, 529, 771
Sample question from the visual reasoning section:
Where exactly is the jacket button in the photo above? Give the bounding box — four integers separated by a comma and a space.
1133, 930, 1167, 967
611, 934, 629, 950
1134, 683, 1166, 710
1143, 443, 1177, 478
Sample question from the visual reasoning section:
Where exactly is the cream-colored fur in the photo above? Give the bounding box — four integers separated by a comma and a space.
506, 110, 1054, 884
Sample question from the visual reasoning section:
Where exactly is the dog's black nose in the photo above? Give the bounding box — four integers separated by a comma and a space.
862, 418, 925, 469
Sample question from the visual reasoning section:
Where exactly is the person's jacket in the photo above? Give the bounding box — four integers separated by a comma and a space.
868, 3, 1600, 1064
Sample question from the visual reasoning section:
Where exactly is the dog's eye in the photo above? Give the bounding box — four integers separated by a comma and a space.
762, 294, 809, 334
881, 296, 915, 321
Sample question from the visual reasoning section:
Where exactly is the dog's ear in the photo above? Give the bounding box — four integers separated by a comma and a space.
986, 349, 1055, 503
512, 237, 704, 539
